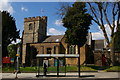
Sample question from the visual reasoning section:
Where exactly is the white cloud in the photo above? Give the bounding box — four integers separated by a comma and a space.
48, 28, 64, 35
92, 21, 117, 40
0, 0, 14, 14
92, 32, 104, 40
55, 19, 63, 26
11, 39, 21, 44
21, 6, 28, 12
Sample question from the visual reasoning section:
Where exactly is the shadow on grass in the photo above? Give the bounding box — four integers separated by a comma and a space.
86, 65, 110, 70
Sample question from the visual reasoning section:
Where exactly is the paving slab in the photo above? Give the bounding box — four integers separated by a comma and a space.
1, 72, 120, 80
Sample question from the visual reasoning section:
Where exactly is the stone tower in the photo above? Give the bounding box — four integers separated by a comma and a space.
22, 16, 47, 64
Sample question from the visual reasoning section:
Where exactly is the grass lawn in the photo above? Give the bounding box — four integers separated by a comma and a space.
105, 66, 120, 71
4, 66, 120, 72
2, 66, 96, 72
47, 66, 96, 72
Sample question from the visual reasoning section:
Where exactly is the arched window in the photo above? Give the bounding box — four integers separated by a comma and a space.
29, 23, 33, 30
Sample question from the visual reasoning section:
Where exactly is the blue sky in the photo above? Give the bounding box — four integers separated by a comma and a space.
4, 2, 99, 35
11, 2, 68, 37
1, 1, 117, 43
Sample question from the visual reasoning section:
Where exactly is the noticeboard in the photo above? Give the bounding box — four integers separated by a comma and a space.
2, 57, 10, 63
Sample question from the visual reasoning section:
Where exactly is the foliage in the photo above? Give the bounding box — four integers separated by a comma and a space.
7, 44, 17, 58
62, 2, 92, 47
114, 24, 120, 52
2, 11, 20, 57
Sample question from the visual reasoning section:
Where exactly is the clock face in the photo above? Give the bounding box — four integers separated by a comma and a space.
29, 23, 33, 30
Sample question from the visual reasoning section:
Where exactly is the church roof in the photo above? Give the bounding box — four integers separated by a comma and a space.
43, 35, 64, 43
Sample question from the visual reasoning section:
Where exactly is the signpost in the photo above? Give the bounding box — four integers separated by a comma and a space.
15, 45, 21, 78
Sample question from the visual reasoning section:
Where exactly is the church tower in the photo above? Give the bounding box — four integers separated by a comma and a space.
22, 16, 47, 64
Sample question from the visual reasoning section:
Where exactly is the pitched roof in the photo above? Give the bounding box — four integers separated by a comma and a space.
43, 35, 64, 43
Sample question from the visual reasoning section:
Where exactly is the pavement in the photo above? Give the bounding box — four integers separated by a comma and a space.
1, 72, 120, 80
0, 71, 120, 80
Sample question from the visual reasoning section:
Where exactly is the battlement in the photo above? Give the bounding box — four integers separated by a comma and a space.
24, 16, 47, 23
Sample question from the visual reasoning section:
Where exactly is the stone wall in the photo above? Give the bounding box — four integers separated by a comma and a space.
94, 51, 102, 66
22, 16, 47, 64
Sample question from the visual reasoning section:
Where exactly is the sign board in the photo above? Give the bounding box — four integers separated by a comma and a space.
2, 57, 10, 63
10, 58, 14, 63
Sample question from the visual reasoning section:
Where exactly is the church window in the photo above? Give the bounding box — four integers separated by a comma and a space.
47, 48, 52, 54
29, 23, 33, 30
69, 45, 76, 54
69, 46, 72, 54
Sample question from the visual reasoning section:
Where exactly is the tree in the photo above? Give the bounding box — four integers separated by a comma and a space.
2, 11, 20, 57
62, 2, 92, 77
63, 2, 92, 46
7, 42, 22, 58
114, 24, 120, 52
7, 44, 17, 58
87, 2, 120, 65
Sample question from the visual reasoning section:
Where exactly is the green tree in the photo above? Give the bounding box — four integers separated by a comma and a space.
62, 2, 92, 77
62, 2, 92, 47
7, 44, 17, 58
2, 11, 20, 57
114, 24, 120, 52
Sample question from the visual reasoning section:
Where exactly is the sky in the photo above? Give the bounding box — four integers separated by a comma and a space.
0, 0, 118, 43
11, 2, 67, 36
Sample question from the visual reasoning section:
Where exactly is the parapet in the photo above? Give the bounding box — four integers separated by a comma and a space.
24, 16, 47, 23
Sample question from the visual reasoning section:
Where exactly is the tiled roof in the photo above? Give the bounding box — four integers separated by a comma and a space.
43, 35, 64, 43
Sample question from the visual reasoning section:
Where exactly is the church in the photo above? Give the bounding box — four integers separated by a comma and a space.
22, 16, 94, 66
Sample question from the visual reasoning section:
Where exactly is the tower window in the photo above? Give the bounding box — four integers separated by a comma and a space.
29, 23, 33, 30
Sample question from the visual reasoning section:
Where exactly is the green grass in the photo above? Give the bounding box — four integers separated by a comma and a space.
3, 66, 120, 72
2, 67, 15, 72
105, 66, 120, 71
20, 67, 38, 72
2, 66, 97, 72
47, 66, 96, 72
80, 66, 96, 71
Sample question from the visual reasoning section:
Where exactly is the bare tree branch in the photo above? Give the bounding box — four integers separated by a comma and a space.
116, 2, 120, 31
103, 3, 113, 30
88, 2, 110, 44
88, 3, 100, 24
